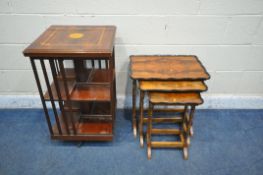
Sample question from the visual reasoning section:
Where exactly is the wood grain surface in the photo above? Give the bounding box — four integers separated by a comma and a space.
23, 25, 116, 58
149, 92, 203, 105
130, 55, 210, 80
70, 84, 111, 102
139, 80, 207, 92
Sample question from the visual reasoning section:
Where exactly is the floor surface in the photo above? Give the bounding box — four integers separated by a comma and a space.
0, 109, 263, 175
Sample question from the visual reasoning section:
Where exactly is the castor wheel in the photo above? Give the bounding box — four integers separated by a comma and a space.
190, 126, 194, 136
140, 135, 144, 148
147, 147, 152, 160
187, 136, 191, 146
183, 147, 189, 160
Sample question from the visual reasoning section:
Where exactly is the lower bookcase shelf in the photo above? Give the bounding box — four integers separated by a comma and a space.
51, 101, 114, 141
52, 119, 113, 141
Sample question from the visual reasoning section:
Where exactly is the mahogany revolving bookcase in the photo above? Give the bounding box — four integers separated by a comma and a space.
23, 25, 117, 141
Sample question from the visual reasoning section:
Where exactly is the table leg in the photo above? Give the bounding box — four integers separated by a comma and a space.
139, 90, 145, 147
189, 106, 196, 137
132, 79, 137, 137
147, 102, 153, 160
183, 105, 190, 160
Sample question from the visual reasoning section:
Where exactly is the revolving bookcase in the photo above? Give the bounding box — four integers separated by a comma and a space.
23, 25, 117, 141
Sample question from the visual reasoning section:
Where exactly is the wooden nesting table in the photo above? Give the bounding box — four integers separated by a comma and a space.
23, 25, 117, 141
130, 55, 210, 159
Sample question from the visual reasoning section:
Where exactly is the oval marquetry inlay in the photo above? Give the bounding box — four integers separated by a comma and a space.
69, 33, 84, 39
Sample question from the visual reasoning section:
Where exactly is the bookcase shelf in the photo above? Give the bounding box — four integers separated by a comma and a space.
44, 68, 114, 102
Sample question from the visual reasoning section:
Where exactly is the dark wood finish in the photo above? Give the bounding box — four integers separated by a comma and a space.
132, 80, 137, 137
130, 55, 210, 80
30, 59, 53, 135
51, 135, 113, 141
24, 26, 116, 141
70, 84, 110, 101
139, 90, 144, 146
40, 60, 62, 135
52, 116, 113, 141
57, 68, 76, 79
63, 102, 111, 114
56, 68, 113, 83
147, 102, 153, 159
49, 60, 70, 134
23, 25, 116, 58
77, 122, 112, 135
74, 60, 88, 82
58, 60, 77, 134
44, 79, 75, 100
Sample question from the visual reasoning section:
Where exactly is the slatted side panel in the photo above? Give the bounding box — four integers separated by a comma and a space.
87, 59, 109, 69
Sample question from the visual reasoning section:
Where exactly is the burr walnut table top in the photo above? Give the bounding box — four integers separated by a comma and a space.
130, 55, 210, 80
23, 25, 116, 58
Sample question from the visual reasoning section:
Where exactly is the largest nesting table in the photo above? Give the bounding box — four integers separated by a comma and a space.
130, 55, 210, 140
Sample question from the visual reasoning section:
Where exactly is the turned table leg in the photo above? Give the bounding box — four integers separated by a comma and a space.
132, 79, 137, 137
147, 102, 153, 160
139, 90, 145, 147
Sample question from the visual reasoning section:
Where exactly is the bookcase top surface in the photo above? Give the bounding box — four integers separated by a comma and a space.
24, 25, 116, 58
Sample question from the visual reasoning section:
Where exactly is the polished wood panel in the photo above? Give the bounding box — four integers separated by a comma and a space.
45, 82, 112, 102
44, 80, 75, 100
70, 84, 110, 101
77, 122, 112, 135
52, 116, 113, 140
149, 92, 203, 105
58, 68, 113, 83
130, 55, 210, 80
44, 68, 114, 101
64, 102, 111, 114
139, 80, 207, 92
23, 25, 116, 58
